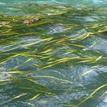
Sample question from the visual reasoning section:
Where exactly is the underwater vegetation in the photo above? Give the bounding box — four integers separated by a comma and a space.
0, 3, 107, 107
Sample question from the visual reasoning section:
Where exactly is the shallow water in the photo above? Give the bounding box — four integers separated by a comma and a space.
0, 0, 107, 107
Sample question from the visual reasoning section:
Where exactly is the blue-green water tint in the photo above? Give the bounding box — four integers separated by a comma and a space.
0, 0, 106, 15
0, 0, 107, 107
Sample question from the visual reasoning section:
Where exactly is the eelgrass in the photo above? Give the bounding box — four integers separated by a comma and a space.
0, 3, 107, 107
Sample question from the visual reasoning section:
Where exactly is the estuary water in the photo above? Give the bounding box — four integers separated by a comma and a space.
0, 0, 107, 107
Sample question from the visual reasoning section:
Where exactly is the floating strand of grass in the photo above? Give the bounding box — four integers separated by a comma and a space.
0, 93, 27, 106
78, 83, 107, 107
30, 75, 72, 84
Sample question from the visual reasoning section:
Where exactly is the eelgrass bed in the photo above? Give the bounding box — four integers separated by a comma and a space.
0, 3, 107, 107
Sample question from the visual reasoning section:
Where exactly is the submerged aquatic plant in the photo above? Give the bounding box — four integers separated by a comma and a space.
0, 3, 107, 107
